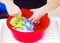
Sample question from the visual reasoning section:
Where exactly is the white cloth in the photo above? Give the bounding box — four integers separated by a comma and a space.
0, 16, 60, 43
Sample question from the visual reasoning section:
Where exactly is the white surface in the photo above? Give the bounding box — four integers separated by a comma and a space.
0, 16, 60, 43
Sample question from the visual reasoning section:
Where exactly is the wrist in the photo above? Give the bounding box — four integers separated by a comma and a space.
38, 6, 47, 15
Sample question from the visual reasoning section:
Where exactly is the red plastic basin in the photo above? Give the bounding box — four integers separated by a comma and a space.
6, 8, 50, 42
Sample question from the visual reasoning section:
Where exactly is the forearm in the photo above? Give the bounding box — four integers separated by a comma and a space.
0, 0, 14, 4
43, 0, 60, 13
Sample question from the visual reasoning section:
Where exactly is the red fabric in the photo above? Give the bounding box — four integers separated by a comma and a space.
21, 8, 33, 18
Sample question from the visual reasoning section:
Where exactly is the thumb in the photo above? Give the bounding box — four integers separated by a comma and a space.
18, 9, 22, 16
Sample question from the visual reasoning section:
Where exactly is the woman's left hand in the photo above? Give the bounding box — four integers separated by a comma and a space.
28, 7, 46, 23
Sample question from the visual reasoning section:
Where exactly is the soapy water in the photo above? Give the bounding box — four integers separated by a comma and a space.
10, 16, 34, 32
21, 20, 34, 32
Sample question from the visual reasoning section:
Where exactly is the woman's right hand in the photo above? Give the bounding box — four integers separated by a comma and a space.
5, 3, 22, 16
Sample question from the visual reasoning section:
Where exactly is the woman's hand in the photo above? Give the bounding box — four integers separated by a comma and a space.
29, 0, 60, 23
5, 3, 22, 16
28, 7, 46, 23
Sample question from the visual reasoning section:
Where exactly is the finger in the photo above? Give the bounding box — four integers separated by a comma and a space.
31, 17, 38, 23
11, 11, 22, 16
17, 12, 22, 16
18, 9, 22, 16
35, 19, 39, 23
37, 21, 40, 24
31, 19, 35, 23
11, 14, 18, 16
28, 16, 34, 21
